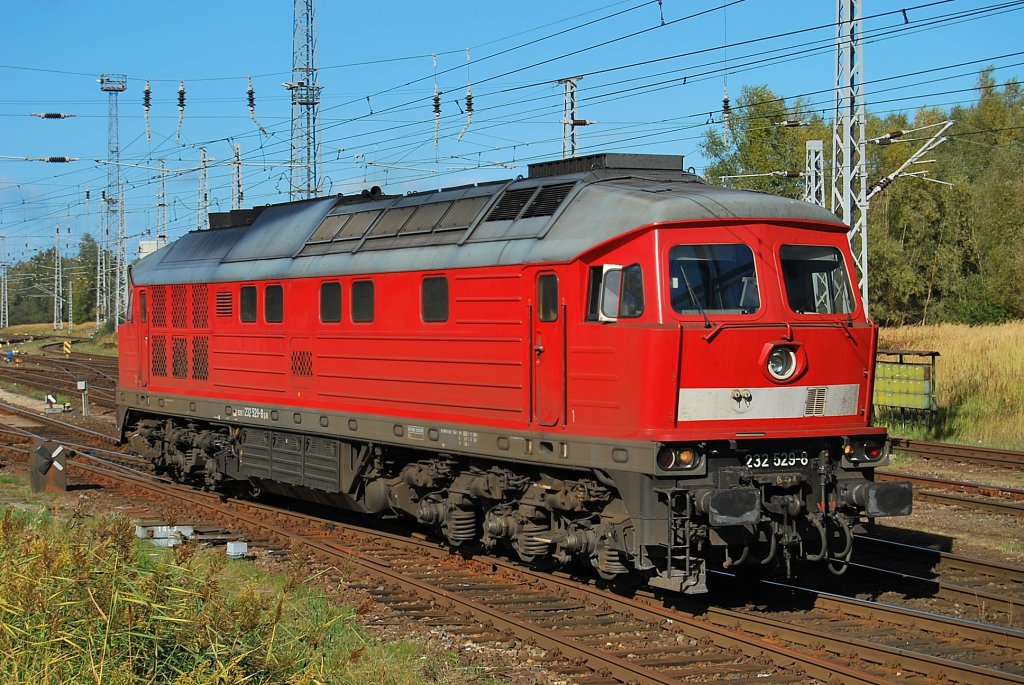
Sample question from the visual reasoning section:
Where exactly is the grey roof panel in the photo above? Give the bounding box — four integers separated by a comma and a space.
131, 170, 845, 286
222, 197, 336, 262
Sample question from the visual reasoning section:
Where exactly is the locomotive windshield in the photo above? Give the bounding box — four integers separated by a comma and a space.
780, 244, 855, 314
668, 244, 759, 314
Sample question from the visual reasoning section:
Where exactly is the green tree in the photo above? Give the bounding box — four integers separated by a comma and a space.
701, 84, 830, 198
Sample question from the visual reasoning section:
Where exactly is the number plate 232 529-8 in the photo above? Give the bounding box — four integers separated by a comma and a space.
743, 451, 810, 469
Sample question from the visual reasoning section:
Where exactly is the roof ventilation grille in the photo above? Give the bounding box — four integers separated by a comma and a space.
521, 183, 574, 218
485, 187, 537, 222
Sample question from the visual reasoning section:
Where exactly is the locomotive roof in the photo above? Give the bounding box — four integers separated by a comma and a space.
131, 153, 846, 286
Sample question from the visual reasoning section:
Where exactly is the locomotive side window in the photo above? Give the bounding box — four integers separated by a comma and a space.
422, 276, 449, 322
139, 291, 147, 323
320, 282, 342, 323
668, 244, 759, 314
588, 264, 643, 322
538, 274, 558, 322
352, 280, 375, 322
240, 285, 257, 323
619, 264, 644, 318
780, 245, 855, 314
265, 284, 283, 323
601, 269, 621, 320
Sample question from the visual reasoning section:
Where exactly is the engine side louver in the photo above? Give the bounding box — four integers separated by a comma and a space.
215, 291, 233, 318
171, 284, 187, 328
152, 335, 167, 377
192, 284, 209, 328
192, 336, 209, 381
152, 287, 167, 327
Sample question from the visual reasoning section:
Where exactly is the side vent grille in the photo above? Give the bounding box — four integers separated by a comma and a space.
804, 387, 827, 416
215, 291, 232, 318
171, 337, 188, 379
192, 336, 209, 381
521, 183, 573, 218
152, 335, 167, 377
485, 187, 537, 222
152, 287, 167, 327
171, 284, 187, 328
291, 350, 313, 377
192, 284, 209, 328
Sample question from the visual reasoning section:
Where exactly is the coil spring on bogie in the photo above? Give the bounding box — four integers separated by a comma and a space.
596, 542, 629, 576
447, 508, 477, 544
520, 522, 551, 559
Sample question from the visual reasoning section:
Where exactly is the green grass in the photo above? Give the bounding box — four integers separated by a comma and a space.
0, 507, 474, 685
879, 321, 1024, 449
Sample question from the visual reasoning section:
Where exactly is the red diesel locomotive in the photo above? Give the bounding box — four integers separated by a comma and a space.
117, 153, 911, 592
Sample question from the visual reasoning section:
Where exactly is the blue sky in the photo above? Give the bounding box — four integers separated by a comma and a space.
1, 0, 1021, 262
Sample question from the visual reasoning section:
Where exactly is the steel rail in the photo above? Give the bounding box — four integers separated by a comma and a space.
852, 534, 1024, 623
894, 438, 1024, 467
0, 400, 118, 445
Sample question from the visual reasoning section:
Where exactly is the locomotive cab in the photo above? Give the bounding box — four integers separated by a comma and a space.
582, 215, 911, 591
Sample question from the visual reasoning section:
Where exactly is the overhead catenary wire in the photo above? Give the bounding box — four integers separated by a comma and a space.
2, 0, 1021, 258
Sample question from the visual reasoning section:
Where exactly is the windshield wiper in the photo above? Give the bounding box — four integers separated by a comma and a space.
678, 264, 711, 329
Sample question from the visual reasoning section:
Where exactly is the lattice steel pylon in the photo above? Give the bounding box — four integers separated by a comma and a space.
831, 0, 869, 314
804, 140, 825, 206
157, 160, 168, 241
99, 74, 128, 328
0, 237, 8, 329
196, 148, 209, 231
53, 224, 64, 330
231, 144, 244, 210
559, 77, 581, 159
283, 0, 322, 200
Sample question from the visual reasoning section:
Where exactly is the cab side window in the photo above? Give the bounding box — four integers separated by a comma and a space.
586, 264, 643, 322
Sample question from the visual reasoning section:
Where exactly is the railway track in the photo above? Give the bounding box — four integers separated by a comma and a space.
0, 352, 118, 411
851, 534, 1024, 627
877, 470, 1024, 518
893, 438, 1024, 468
3, 412, 1024, 683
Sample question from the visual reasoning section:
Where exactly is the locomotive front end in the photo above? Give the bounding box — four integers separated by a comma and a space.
649, 223, 912, 591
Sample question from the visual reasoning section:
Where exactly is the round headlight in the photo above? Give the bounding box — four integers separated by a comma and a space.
767, 345, 797, 381
657, 446, 699, 471
657, 447, 678, 470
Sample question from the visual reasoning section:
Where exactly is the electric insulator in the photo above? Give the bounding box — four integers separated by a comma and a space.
143, 82, 151, 109
433, 92, 441, 116
248, 79, 256, 111
465, 92, 473, 114
45, 157, 74, 163
722, 95, 731, 117
178, 82, 186, 110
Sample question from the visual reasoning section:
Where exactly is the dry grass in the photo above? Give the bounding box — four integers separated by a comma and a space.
0, 508, 468, 685
879, 321, 1024, 449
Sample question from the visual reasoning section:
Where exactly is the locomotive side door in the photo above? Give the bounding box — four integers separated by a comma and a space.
136, 288, 150, 387
532, 272, 564, 426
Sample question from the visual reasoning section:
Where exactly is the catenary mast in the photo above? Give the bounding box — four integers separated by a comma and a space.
284, 0, 321, 200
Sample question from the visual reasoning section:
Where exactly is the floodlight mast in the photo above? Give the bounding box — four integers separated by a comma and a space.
99, 74, 128, 328
284, 0, 322, 200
